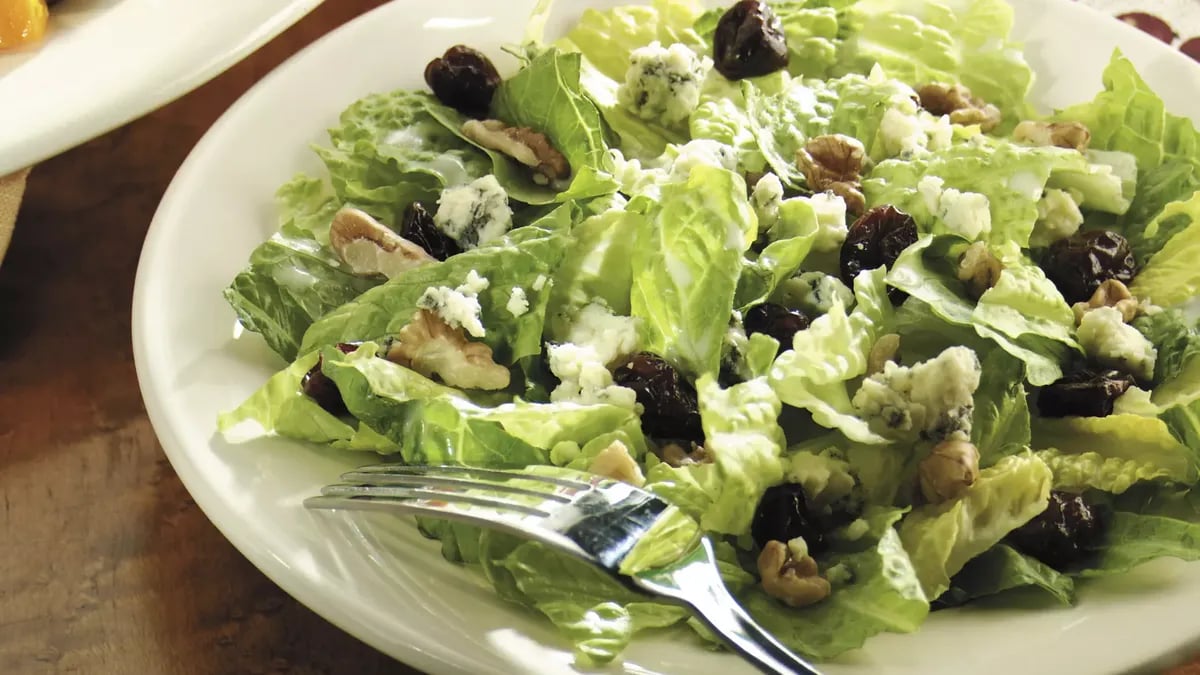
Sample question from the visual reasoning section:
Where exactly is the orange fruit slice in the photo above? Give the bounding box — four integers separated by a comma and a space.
0, 0, 50, 51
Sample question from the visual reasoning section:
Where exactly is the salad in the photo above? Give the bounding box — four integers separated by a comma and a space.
218, 0, 1200, 665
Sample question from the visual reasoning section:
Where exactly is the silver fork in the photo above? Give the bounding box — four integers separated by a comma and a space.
305, 463, 822, 675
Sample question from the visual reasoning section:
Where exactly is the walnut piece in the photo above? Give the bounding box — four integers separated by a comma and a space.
462, 119, 570, 185
587, 439, 646, 487
956, 241, 1004, 301
918, 439, 980, 503
867, 333, 901, 376
1072, 279, 1142, 324
329, 208, 434, 278
918, 83, 1002, 133
1013, 120, 1091, 152
386, 309, 511, 390
659, 440, 711, 467
796, 134, 866, 214
757, 540, 831, 608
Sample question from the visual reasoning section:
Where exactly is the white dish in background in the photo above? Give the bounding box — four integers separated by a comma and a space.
0, 0, 322, 176
132, 1, 1200, 674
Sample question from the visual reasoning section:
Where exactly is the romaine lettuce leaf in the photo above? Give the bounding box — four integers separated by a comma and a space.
545, 209, 642, 341
630, 165, 754, 379
644, 375, 785, 534
215, 348, 397, 452
938, 544, 1073, 607
1077, 512, 1200, 578
886, 236, 1073, 385
491, 49, 619, 201
317, 90, 492, 222
300, 208, 572, 362
1128, 192, 1200, 308
898, 453, 1052, 598
741, 508, 928, 660
322, 346, 649, 466
1031, 414, 1199, 484
1035, 449, 1173, 495
735, 196, 821, 309
970, 349, 1031, 467
768, 268, 894, 443
835, 0, 1033, 122
562, 0, 705, 83
1133, 308, 1200, 407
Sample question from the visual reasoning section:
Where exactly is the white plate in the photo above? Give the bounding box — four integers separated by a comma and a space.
0, 0, 322, 176
132, 2, 1200, 674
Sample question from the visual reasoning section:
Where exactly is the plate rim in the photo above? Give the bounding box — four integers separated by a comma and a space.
131, 1, 1200, 673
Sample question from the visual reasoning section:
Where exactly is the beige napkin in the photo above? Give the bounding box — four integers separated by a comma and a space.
0, 168, 30, 266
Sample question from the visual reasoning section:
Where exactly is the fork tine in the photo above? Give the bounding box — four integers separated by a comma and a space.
339, 471, 574, 504
349, 464, 594, 490
316, 484, 552, 517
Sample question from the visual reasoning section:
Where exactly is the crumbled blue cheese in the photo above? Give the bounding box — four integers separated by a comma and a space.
917, 175, 991, 241
786, 449, 857, 506
852, 346, 982, 442
433, 175, 512, 249
617, 41, 711, 127
506, 287, 529, 318
774, 271, 855, 316
880, 107, 927, 157
1031, 188, 1084, 248
1078, 306, 1158, 381
532, 274, 549, 292
417, 269, 489, 337
809, 192, 848, 252
668, 139, 738, 179
566, 302, 641, 366
547, 342, 638, 408
751, 173, 785, 234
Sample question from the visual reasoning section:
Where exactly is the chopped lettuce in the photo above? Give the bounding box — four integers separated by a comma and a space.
1077, 512, 1200, 578
1031, 414, 1199, 484
938, 544, 1074, 607
630, 165, 754, 379
898, 453, 1052, 598
1035, 449, 1173, 495
741, 508, 929, 660
1128, 192, 1200, 308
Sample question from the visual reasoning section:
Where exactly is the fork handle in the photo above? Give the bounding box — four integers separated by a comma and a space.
632, 539, 821, 675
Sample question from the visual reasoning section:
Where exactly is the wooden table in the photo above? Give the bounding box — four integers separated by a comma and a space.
0, 2, 416, 672
5, 1, 1200, 673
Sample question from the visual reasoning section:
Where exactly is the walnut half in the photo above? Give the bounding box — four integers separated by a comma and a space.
462, 119, 570, 185
918, 439, 980, 503
329, 208, 434, 278
796, 134, 866, 214
1072, 279, 1142, 324
956, 241, 1004, 301
918, 83, 1002, 133
757, 540, 831, 608
658, 440, 711, 467
1013, 120, 1091, 152
386, 309, 511, 390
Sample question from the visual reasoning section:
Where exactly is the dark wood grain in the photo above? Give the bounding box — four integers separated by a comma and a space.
0, 2, 418, 673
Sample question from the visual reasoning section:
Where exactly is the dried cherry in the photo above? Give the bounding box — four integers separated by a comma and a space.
1042, 230, 1137, 305
612, 353, 704, 443
423, 45, 501, 118
712, 0, 789, 80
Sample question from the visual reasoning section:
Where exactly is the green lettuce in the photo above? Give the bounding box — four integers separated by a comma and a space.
836, 0, 1033, 121
630, 165, 754, 379
898, 453, 1052, 598
299, 207, 573, 362
768, 267, 894, 443
562, 0, 704, 83
1078, 512, 1200, 578
216, 348, 397, 452
735, 196, 821, 308
938, 544, 1074, 607
1035, 449, 1173, 495
545, 208, 642, 341
741, 508, 929, 660
886, 236, 1073, 385
970, 349, 1031, 467
1133, 309, 1200, 407
1128, 192, 1200, 308
1031, 414, 1199, 484
644, 375, 785, 534
316, 90, 492, 222
322, 346, 648, 466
